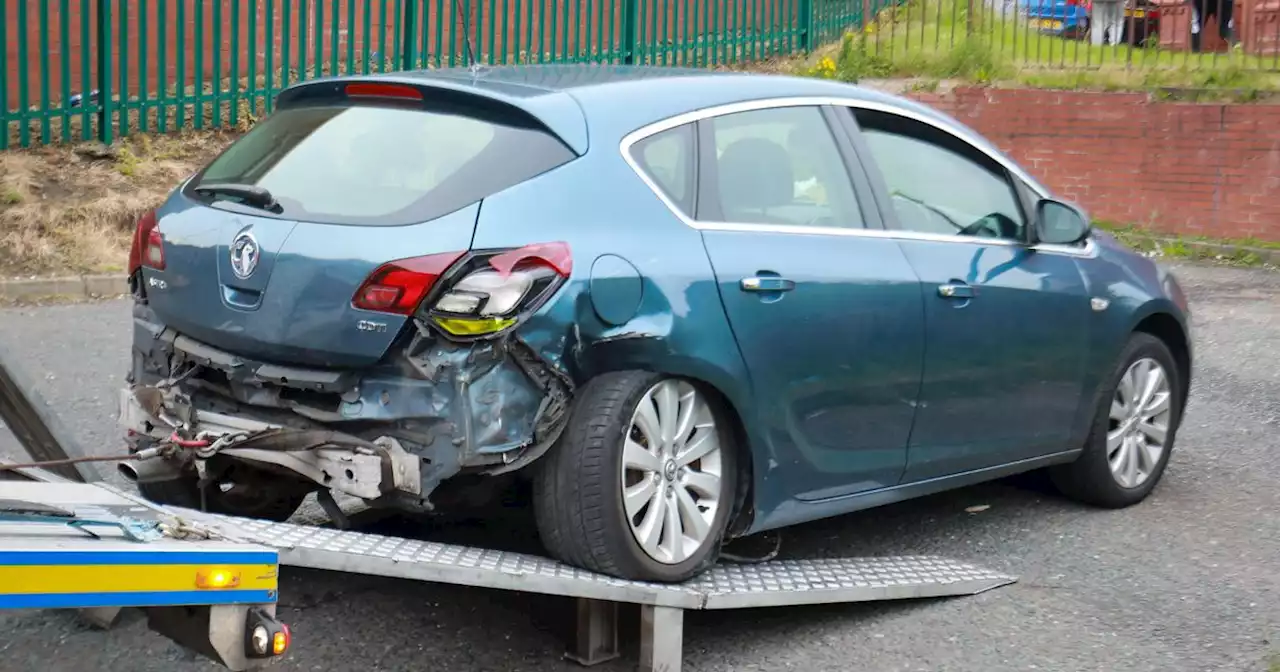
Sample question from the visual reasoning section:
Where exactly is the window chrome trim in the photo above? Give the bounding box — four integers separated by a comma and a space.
618, 95, 1096, 258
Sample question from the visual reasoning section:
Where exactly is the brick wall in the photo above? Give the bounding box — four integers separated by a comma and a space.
906, 87, 1280, 242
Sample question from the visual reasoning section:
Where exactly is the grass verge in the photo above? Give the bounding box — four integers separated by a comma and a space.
1097, 222, 1280, 267
795, 0, 1280, 97
0, 132, 235, 277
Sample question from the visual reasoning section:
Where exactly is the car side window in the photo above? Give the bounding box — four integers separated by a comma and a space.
702, 106, 864, 229
852, 109, 1027, 242
630, 123, 696, 216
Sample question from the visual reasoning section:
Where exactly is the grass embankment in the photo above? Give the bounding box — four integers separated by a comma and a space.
0, 132, 234, 277
1098, 223, 1280, 267
792, 0, 1280, 97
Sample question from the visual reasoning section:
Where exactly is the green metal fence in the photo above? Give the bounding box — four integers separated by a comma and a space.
0, 0, 881, 149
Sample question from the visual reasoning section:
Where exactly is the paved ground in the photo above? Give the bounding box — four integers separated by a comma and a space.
1, 262, 1277, 672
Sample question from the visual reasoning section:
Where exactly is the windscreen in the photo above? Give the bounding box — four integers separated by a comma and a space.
187, 102, 577, 226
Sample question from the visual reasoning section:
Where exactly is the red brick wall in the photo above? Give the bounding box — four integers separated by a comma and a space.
906, 87, 1280, 242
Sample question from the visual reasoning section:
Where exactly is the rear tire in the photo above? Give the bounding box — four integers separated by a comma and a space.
1050, 332, 1183, 508
533, 371, 738, 582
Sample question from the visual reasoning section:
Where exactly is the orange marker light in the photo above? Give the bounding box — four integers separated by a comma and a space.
195, 567, 241, 589
273, 624, 291, 655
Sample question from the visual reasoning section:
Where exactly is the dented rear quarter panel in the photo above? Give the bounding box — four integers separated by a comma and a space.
471, 133, 772, 528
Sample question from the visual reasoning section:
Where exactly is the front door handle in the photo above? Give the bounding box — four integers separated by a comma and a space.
741, 277, 796, 293
938, 283, 974, 299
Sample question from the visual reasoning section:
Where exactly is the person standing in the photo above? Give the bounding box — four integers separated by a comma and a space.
1189, 0, 1234, 50
1091, 0, 1126, 44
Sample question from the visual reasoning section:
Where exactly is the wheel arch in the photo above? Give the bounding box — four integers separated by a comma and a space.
678, 373, 758, 539
1131, 310, 1192, 409
573, 339, 762, 538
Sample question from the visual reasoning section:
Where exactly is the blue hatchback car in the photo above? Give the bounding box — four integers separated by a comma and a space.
118, 65, 1192, 582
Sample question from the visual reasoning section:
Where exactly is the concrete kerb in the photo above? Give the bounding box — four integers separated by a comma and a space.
0, 274, 128, 302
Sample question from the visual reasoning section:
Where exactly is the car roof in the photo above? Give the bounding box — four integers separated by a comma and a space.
293, 64, 1035, 193
318, 64, 959, 143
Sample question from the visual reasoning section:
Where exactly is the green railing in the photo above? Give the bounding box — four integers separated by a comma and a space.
0, 0, 882, 149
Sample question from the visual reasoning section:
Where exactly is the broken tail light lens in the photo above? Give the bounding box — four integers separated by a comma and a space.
127, 209, 166, 274
351, 251, 466, 315
427, 242, 571, 338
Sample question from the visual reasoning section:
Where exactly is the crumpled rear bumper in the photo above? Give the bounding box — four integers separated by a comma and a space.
122, 304, 574, 509
118, 385, 424, 501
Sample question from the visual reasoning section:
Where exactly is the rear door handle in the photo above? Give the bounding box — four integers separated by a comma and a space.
741, 277, 796, 293
938, 283, 974, 299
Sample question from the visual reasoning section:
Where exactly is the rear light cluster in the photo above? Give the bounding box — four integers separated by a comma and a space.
243, 607, 291, 659
352, 252, 463, 315
351, 242, 572, 339
127, 209, 166, 275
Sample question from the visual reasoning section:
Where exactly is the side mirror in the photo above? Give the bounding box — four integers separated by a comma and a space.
1034, 198, 1091, 245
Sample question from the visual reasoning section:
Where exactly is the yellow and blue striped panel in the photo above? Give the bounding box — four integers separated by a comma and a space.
0, 549, 279, 610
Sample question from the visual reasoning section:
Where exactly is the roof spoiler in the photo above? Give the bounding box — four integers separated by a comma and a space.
274, 75, 589, 155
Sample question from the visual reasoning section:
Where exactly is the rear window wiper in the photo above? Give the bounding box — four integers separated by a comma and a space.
193, 182, 280, 212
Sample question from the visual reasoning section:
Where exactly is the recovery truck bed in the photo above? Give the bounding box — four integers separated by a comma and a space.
0, 472, 292, 670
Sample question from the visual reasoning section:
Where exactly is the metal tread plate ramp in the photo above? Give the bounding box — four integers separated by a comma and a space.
172, 501, 1016, 671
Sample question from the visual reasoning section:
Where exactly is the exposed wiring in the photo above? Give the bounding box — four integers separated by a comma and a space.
169, 432, 211, 449
156, 365, 199, 389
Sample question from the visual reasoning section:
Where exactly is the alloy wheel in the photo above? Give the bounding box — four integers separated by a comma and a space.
1107, 357, 1173, 489
620, 379, 724, 565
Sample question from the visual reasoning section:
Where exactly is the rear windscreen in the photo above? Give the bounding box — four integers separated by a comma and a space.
187, 102, 577, 226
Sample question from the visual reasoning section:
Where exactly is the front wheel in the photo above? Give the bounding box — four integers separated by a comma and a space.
1050, 332, 1184, 508
533, 371, 738, 582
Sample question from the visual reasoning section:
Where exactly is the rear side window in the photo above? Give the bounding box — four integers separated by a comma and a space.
189, 103, 576, 226
629, 123, 695, 216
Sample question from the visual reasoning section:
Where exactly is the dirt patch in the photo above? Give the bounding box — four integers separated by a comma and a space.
0, 132, 237, 277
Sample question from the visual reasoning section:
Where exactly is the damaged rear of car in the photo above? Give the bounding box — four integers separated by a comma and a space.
119, 78, 582, 523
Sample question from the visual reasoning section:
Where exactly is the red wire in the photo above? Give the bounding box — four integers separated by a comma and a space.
169, 432, 210, 449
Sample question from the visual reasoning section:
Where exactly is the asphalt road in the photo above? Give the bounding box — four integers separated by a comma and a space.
1, 262, 1277, 672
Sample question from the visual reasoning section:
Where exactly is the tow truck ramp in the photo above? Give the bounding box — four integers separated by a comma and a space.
189, 510, 1016, 671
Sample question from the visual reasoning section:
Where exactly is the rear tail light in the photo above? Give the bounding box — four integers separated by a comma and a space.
352, 242, 571, 337
244, 607, 290, 659
427, 242, 572, 338
351, 251, 465, 315
127, 209, 165, 274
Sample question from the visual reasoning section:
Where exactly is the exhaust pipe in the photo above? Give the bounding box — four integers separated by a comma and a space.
118, 458, 185, 484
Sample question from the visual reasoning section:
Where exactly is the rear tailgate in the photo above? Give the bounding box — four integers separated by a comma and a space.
139, 79, 581, 369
